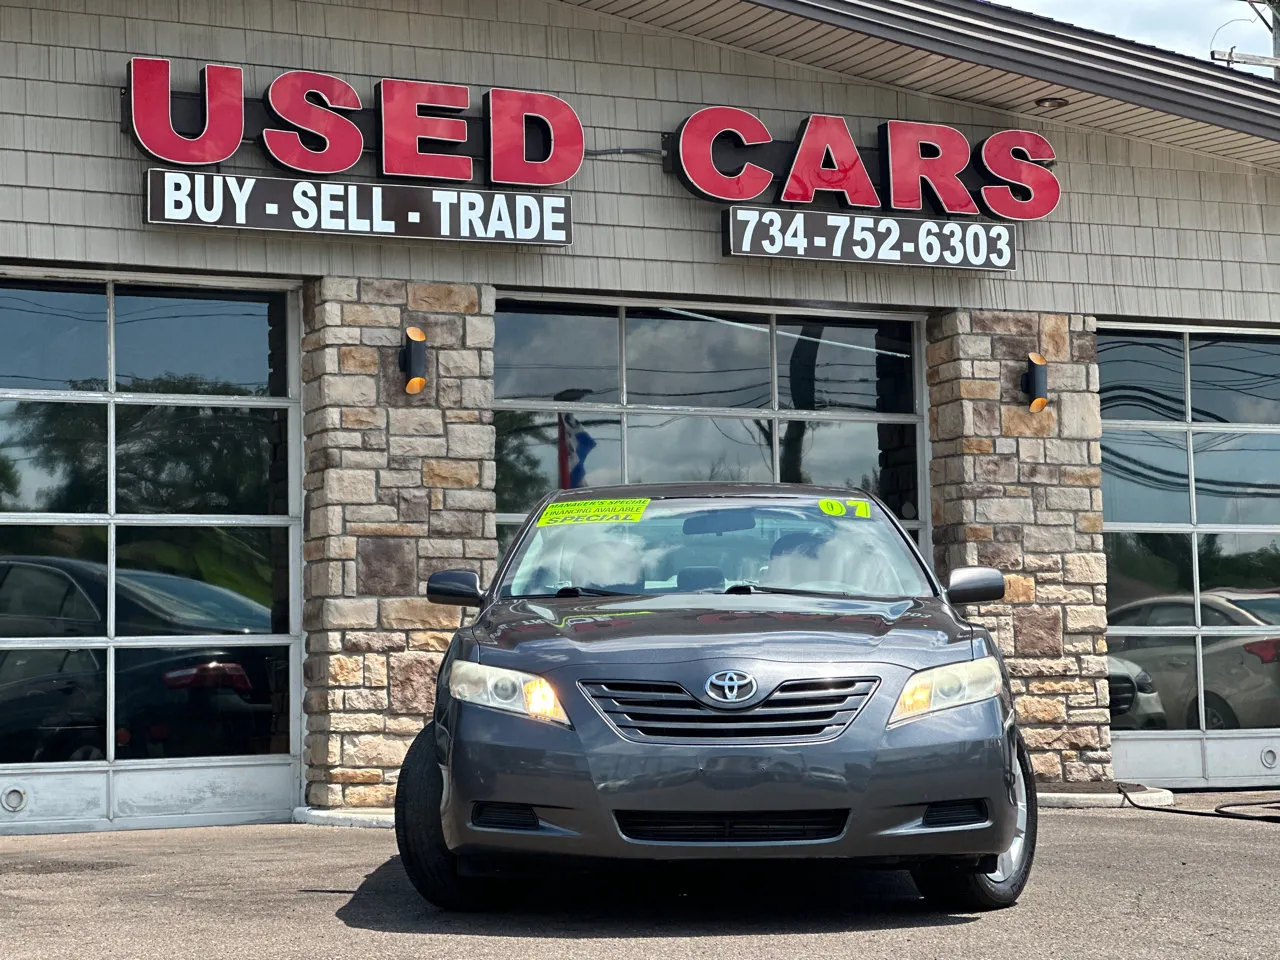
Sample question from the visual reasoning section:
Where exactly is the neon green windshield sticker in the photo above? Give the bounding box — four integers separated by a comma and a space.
819, 497, 871, 518
537, 498, 652, 526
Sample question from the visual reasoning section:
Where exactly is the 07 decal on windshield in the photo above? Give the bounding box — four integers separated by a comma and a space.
537, 498, 652, 526
725, 206, 1016, 271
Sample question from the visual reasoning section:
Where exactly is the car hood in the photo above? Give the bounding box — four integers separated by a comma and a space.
470, 593, 974, 672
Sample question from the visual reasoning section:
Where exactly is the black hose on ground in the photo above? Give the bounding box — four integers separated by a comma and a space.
1115, 783, 1280, 824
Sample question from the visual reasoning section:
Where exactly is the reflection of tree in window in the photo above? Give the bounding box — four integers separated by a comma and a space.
0, 453, 19, 509
495, 411, 555, 513
2, 399, 107, 513
1200, 534, 1280, 592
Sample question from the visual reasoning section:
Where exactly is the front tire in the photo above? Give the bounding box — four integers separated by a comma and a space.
911, 733, 1037, 911
394, 721, 493, 911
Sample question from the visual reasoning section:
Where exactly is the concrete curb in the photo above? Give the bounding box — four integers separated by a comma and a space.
293, 806, 394, 828
1038, 787, 1175, 809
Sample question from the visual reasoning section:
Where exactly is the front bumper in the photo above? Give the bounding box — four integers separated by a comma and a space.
438, 664, 1018, 864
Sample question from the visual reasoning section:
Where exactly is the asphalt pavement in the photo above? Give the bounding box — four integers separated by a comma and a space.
2, 803, 1279, 960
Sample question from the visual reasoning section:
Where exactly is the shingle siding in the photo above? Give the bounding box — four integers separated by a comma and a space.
1, 0, 1278, 324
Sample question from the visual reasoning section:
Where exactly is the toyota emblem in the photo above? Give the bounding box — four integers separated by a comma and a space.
705, 670, 757, 703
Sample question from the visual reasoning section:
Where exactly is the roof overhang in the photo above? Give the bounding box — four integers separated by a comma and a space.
561, 0, 1280, 169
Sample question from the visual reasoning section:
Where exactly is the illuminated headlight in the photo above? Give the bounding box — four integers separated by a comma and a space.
890, 657, 1003, 725
449, 661, 570, 726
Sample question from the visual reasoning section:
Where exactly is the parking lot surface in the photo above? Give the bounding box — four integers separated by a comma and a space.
2, 805, 1279, 960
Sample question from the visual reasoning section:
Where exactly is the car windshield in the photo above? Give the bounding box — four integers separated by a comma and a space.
1226, 596, 1280, 625
498, 495, 933, 601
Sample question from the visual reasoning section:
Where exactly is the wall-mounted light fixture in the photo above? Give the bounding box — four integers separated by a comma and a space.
1021, 352, 1048, 413
399, 326, 427, 395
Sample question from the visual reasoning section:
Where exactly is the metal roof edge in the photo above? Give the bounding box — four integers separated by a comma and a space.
747, 0, 1280, 144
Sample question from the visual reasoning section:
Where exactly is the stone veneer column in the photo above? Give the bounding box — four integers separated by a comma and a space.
300, 277, 497, 808
927, 310, 1112, 783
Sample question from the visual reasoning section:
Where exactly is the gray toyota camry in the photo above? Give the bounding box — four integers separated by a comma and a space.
395, 483, 1035, 911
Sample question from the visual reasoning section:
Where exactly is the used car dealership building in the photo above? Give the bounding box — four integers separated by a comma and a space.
4, 0, 1280, 833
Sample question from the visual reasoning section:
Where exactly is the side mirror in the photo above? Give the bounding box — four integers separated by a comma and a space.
946, 566, 1006, 606
426, 570, 483, 606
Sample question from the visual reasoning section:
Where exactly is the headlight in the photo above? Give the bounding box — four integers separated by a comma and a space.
449, 661, 570, 726
890, 657, 1003, 725
1134, 669, 1156, 695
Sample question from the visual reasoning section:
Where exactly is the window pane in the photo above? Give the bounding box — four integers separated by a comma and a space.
115, 527, 289, 636
625, 309, 770, 408
1104, 532, 1193, 621
779, 420, 918, 520
1190, 335, 1280, 424
1197, 533, 1280, 620
1107, 635, 1194, 731
0, 647, 107, 763
627, 415, 773, 483
1100, 430, 1189, 523
1098, 333, 1184, 421
1195, 635, 1280, 730
776, 319, 913, 414
0, 281, 107, 391
494, 411, 622, 514
114, 288, 287, 397
0, 526, 107, 637
1193, 433, 1280, 525
0, 401, 107, 512
114, 645, 290, 758
115, 405, 288, 515
494, 302, 619, 403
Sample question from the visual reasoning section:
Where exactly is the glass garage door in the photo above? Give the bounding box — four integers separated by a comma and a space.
1100, 326, 1280, 787
0, 275, 302, 833
490, 298, 928, 552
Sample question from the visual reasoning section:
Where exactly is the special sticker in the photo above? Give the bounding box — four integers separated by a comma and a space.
537, 498, 652, 526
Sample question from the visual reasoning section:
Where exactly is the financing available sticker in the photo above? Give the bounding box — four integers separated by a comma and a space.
537, 498, 652, 526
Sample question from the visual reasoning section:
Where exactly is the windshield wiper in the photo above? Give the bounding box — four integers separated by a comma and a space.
723, 583, 856, 599
515, 586, 635, 599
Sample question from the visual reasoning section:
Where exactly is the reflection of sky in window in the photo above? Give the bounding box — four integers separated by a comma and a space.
625, 312, 772, 409
776, 321, 913, 413
114, 295, 273, 395
1194, 433, 1280, 525
627, 415, 773, 483
1191, 337, 1280, 424
1098, 334, 1185, 421
1101, 430, 1189, 523
0, 285, 107, 390
493, 309, 619, 402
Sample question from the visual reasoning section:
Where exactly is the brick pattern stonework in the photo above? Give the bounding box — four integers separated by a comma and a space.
927, 310, 1112, 784
300, 277, 497, 808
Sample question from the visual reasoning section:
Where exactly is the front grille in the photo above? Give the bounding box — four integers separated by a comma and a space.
472, 802, 539, 831
615, 809, 848, 843
922, 799, 988, 828
581, 677, 877, 743
1109, 674, 1136, 717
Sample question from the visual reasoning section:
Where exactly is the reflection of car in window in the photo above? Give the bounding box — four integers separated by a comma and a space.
0, 561, 101, 637
1108, 593, 1280, 730
0, 647, 107, 763
0, 557, 271, 637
